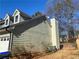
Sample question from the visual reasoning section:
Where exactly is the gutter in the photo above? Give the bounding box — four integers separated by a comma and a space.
5, 28, 13, 52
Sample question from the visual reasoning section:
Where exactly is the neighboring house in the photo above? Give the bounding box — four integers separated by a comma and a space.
0, 9, 60, 53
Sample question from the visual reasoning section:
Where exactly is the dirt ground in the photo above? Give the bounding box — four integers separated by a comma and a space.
10, 43, 79, 59
33, 43, 79, 59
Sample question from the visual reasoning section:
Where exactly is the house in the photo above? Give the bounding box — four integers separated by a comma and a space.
0, 9, 60, 53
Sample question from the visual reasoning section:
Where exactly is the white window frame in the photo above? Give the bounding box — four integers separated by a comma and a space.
13, 10, 20, 24
5, 19, 8, 25
14, 15, 20, 24
4, 14, 10, 26
15, 15, 18, 22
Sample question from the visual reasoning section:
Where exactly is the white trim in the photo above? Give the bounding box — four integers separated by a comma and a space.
4, 14, 9, 20
50, 18, 60, 49
4, 14, 10, 26
12, 9, 20, 16
14, 14, 20, 24
0, 33, 10, 52
0, 34, 10, 37
13, 9, 20, 24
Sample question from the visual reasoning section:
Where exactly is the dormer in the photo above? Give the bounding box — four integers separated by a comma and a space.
4, 14, 13, 26
13, 9, 32, 24
13, 9, 20, 24
4, 14, 10, 26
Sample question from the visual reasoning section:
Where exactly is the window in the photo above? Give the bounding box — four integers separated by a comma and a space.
6, 19, 8, 25
1, 38, 3, 41
15, 15, 18, 22
0, 37, 10, 41
7, 38, 10, 41
4, 38, 6, 41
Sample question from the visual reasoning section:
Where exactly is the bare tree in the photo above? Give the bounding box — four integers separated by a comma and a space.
32, 11, 43, 17
46, 0, 79, 40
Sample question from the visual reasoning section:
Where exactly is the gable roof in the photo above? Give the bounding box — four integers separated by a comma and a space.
4, 14, 13, 22
13, 9, 32, 20
11, 15, 48, 27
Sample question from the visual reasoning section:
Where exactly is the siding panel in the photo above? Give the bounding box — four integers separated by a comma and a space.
12, 20, 51, 52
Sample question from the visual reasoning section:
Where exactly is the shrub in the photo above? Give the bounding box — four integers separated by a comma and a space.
41, 42, 57, 53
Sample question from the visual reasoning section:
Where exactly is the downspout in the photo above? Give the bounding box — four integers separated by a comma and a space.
6, 27, 13, 52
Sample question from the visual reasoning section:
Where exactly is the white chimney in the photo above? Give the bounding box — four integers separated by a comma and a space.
50, 18, 60, 49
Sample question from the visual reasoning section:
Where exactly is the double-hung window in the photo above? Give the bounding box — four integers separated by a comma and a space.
15, 15, 18, 22
6, 19, 8, 25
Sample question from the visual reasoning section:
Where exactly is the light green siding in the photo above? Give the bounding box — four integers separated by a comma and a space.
12, 20, 51, 52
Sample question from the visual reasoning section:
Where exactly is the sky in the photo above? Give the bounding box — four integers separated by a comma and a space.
0, 0, 48, 18
0, 0, 79, 30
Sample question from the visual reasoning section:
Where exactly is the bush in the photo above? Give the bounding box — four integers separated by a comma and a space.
45, 46, 57, 53
10, 46, 33, 59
